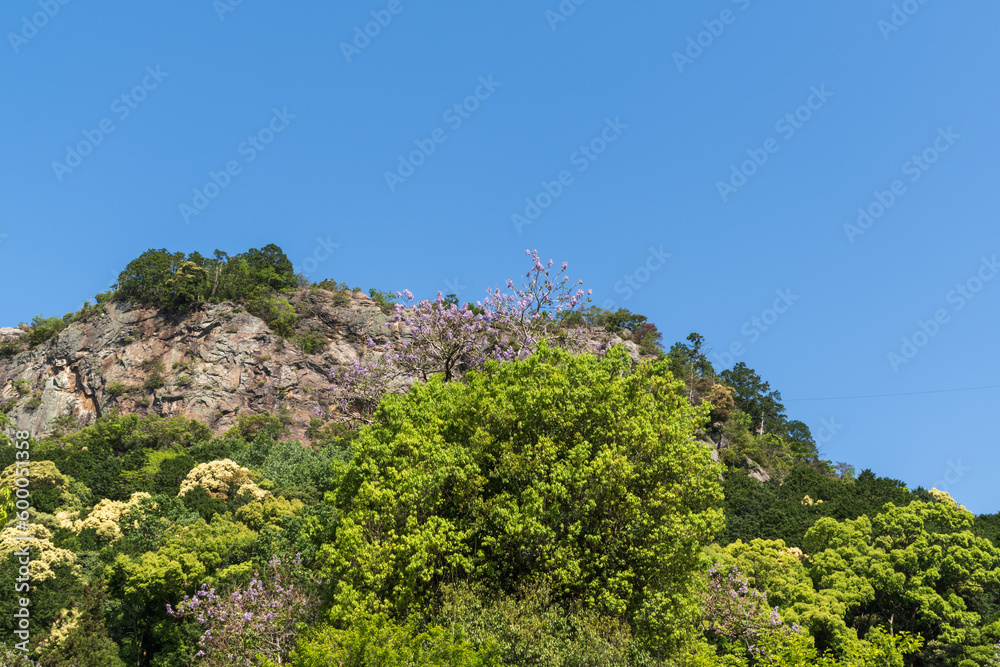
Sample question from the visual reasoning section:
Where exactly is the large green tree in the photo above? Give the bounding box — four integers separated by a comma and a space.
719, 362, 787, 435
115, 249, 186, 307
320, 343, 724, 655
803, 493, 1000, 665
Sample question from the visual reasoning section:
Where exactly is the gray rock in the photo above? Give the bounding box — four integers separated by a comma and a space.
0, 290, 662, 439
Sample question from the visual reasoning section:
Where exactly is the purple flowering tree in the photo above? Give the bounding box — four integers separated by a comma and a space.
479, 250, 591, 349
166, 554, 320, 667
388, 291, 515, 382
327, 251, 591, 422
701, 563, 792, 654
327, 338, 403, 421
0, 645, 41, 667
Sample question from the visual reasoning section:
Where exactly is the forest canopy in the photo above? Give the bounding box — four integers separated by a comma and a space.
1, 247, 998, 666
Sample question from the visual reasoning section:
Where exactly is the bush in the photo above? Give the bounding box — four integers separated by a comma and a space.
224, 413, 289, 442
13, 379, 29, 396
140, 358, 166, 391
369, 288, 398, 315
0, 341, 21, 358
48, 414, 80, 438
247, 287, 299, 337
295, 614, 502, 667
294, 329, 328, 354
105, 382, 126, 397
27, 315, 68, 348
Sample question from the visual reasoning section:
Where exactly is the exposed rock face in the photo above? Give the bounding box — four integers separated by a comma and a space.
0, 289, 641, 439
0, 327, 24, 343
0, 290, 390, 438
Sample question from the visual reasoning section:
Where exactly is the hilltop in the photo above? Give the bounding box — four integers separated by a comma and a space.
2, 244, 999, 667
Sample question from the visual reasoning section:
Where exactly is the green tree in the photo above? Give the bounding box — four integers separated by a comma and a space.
321, 343, 724, 654
115, 249, 186, 307
803, 494, 1000, 664
719, 362, 787, 435
26, 314, 69, 347
294, 613, 503, 667
104, 515, 258, 664
163, 261, 209, 309
665, 333, 716, 404
36, 582, 127, 667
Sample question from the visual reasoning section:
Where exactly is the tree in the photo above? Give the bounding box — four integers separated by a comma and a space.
477, 250, 591, 348
328, 252, 592, 419
665, 333, 716, 403
236, 243, 297, 292
35, 583, 127, 667
104, 515, 258, 663
321, 343, 724, 654
115, 249, 186, 307
163, 261, 209, 309
26, 315, 69, 348
802, 495, 1000, 664
0, 460, 82, 514
167, 554, 320, 666
632, 321, 664, 356
387, 292, 515, 382
295, 613, 503, 667
0, 486, 11, 526
719, 362, 787, 434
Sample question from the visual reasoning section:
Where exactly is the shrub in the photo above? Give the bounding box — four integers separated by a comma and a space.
224, 413, 289, 441
294, 329, 328, 354
332, 290, 351, 307
105, 382, 126, 397
13, 379, 29, 396
0, 341, 21, 358
295, 613, 502, 667
369, 288, 398, 315
140, 358, 166, 391
48, 414, 80, 438
247, 287, 299, 337
27, 315, 68, 348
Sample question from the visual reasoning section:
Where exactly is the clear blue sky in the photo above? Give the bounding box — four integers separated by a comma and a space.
2, 1, 998, 513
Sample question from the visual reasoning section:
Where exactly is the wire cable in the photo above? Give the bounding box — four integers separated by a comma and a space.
786, 383, 1000, 401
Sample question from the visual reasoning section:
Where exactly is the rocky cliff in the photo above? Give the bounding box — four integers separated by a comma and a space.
0, 289, 639, 439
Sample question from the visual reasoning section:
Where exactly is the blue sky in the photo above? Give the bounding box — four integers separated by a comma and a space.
2, 1, 998, 513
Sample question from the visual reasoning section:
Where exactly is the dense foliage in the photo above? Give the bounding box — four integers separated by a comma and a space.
114, 244, 298, 310
1, 249, 997, 665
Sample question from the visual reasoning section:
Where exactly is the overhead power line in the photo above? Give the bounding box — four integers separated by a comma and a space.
785, 383, 1000, 402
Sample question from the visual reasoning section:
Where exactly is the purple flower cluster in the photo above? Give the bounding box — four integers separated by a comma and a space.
702, 563, 797, 654
166, 554, 319, 666
326, 251, 592, 421
477, 249, 591, 347
0, 645, 43, 667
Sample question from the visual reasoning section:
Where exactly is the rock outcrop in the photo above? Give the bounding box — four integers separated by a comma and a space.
0, 289, 640, 439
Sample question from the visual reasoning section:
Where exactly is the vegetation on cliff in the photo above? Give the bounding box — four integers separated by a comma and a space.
1, 245, 998, 666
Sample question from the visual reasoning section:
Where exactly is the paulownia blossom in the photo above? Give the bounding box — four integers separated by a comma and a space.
327, 251, 592, 421
167, 554, 320, 666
